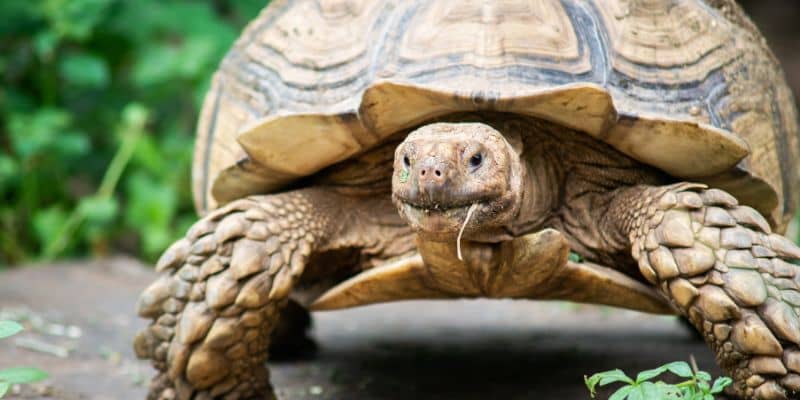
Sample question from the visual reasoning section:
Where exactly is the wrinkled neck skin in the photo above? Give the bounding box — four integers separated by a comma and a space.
412, 114, 667, 273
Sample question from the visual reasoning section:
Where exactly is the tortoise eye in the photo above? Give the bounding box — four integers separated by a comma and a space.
469, 153, 483, 168
403, 155, 411, 167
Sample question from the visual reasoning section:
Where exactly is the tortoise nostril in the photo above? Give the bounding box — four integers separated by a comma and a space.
420, 170, 426, 176
434, 169, 441, 177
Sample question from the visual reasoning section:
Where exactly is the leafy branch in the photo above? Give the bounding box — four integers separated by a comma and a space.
585, 360, 731, 400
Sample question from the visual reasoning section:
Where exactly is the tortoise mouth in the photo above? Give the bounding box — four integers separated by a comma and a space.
394, 195, 493, 212
394, 197, 496, 240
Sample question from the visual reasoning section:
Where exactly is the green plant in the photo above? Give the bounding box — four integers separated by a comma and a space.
585, 360, 732, 400
0, 320, 48, 397
0, 0, 263, 265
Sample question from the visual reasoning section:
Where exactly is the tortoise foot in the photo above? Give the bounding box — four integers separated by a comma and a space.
134, 193, 322, 399
630, 183, 800, 399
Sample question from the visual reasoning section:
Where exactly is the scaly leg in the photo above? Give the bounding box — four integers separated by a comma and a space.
134, 189, 345, 400
619, 183, 800, 399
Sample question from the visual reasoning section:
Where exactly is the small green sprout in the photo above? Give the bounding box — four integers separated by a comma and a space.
0, 320, 49, 398
585, 360, 732, 400
399, 169, 410, 183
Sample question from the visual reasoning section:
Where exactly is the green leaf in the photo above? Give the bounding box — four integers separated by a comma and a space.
710, 377, 732, 394
8, 108, 71, 159
626, 387, 643, 400
59, 52, 109, 88
0, 367, 48, 384
609, 385, 634, 400
695, 371, 712, 382
585, 374, 601, 397
41, 0, 112, 41
638, 382, 661, 399
663, 361, 694, 378
0, 156, 19, 193
78, 196, 118, 224
0, 381, 9, 398
32, 207, 69, 253
0, 321, 23, 339
635, 366, 666, 383
597, 369, 635, 386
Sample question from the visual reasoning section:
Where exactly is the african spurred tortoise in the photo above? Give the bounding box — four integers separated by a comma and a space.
134, 1, 800, 398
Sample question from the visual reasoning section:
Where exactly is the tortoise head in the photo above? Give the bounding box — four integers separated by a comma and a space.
392, 122, 524, 242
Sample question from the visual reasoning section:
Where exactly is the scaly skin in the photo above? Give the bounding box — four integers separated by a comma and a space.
134, 188, 411, 400
134, 191, 323, 399
622, 183, 800, 400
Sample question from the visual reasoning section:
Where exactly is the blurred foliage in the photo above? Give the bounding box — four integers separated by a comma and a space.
0, 0, 264, 265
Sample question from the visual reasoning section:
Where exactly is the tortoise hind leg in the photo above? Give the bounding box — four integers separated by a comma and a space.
133, 190, 332, 400
623, 183, 800, 400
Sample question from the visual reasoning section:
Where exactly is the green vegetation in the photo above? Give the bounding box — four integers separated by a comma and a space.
0, 0, 263, 265
0, 320, 48, 397
585, 360, 732, 400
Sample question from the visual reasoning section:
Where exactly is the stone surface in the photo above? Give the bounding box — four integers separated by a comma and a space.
0, 258, 727, 400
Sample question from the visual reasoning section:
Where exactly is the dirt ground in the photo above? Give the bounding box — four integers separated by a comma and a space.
0, 258, 724, 400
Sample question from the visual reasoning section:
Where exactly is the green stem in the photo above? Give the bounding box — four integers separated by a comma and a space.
42, 116, 144, 260
674, 379, 697, 388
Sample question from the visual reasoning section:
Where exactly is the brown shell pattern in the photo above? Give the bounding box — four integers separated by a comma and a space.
193, 0, 799, 232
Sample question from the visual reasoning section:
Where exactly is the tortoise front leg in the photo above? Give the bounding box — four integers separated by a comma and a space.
133, 189, 345, 400
618, 183, 800, 399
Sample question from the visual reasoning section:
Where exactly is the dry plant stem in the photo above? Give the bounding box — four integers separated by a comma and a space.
457, 203, 479, 261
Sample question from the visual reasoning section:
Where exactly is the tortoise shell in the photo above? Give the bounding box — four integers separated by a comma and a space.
193, 0, 799, 231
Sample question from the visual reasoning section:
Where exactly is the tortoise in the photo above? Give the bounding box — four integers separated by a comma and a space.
133, 0, 800, 399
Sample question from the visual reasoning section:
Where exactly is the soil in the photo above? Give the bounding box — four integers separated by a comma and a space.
0, 258, 724, 400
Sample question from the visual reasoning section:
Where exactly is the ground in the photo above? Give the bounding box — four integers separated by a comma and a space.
0, 258, 726, 400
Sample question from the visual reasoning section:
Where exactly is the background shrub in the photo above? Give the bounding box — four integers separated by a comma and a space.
0, 0, 263, 265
